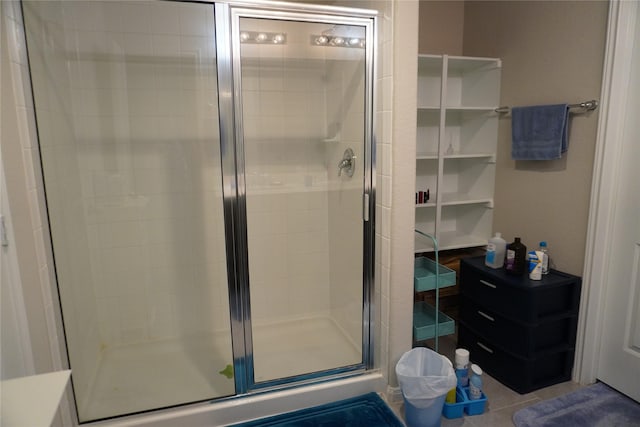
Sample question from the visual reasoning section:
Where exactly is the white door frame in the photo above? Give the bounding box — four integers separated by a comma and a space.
575, 0, 639, 384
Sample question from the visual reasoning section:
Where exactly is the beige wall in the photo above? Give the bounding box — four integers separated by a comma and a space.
416, 0, 608, 275
461, 1, 608, 275
418, 0, 464, 55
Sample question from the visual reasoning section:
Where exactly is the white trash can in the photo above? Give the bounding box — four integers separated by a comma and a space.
396, 348, 457, 427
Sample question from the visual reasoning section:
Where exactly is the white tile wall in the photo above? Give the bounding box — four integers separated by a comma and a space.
386, 0, 419, 389
362, 0, 394, 382
332, 0, 395, 380
241, 18, 367, 327
324, 47, 367, 347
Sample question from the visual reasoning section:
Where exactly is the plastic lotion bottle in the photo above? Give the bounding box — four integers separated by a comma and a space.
455, 348, 470, 387
469, 364, 483, 400
485, 232, 507, 268
539, 241, 549, 274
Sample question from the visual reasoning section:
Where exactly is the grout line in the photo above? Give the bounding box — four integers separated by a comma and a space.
464, 415, 481, 427
489, 396, 540, 413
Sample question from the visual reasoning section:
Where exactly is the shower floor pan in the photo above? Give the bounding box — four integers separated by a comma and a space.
82, 315, 360, 422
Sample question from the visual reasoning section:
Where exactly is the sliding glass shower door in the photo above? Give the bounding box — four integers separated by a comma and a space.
233, 13, 372, 385
23, 1, 234, 422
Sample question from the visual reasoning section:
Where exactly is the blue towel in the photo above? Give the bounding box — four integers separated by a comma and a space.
511, 104, 569, 160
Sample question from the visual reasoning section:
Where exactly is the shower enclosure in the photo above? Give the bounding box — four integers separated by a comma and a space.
22, 0, 376, 423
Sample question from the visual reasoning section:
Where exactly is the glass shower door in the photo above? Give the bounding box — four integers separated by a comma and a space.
23, 1, 234, 422
235, 15, 370, 384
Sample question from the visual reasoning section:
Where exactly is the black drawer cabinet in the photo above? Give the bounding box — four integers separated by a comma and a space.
460, 296, 578, 357
458, 327, 575, 393
458, 256, 581, 394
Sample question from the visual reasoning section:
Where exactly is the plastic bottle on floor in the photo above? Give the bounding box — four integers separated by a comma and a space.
454, 348, 470, 387
469, 364, 483, 400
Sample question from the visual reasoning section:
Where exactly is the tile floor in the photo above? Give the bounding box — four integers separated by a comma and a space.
389, 333, 584, 427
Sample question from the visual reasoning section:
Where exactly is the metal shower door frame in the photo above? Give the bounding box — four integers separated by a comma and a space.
214, 1, 377, 395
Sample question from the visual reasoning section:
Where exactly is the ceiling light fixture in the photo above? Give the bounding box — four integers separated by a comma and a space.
239, 31, 287, 45
311, 35, 365, 49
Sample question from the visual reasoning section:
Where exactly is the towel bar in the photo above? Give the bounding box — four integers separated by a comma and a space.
495, 99, 598, 114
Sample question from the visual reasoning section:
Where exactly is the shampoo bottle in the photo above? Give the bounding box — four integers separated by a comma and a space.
485, 232, 507, 269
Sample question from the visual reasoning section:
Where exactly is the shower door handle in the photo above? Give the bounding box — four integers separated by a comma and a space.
363, 193, 369, 222
338, 148, 355, 177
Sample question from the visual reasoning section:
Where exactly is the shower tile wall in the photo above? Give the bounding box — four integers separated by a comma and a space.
242, 19, 333, 323
335, 0, 394, 377
242, 19, 366, 329
327, 58, 365, 348
24, 1, 231, 405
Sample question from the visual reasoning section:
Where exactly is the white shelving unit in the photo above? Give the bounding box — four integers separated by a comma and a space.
415, 54, 501, 252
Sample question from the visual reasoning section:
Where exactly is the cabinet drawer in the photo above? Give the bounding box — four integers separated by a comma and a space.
459, 297, 578, 357
458, 325, 574, 394
460, 257, 581, 322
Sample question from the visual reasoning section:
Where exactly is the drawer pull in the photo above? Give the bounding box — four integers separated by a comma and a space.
477, 342, 494, 354
477, 310, 495, 322
479, 280, 497, 289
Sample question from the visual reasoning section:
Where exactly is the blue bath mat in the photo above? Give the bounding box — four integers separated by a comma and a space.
513, 382, 640, 427
230, 392, 403, 427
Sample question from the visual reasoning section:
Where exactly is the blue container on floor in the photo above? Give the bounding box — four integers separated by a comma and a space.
441, 387, 467, 419
464, 387, 487, 416
441, 386, 487, 418
403, 393, 447, 427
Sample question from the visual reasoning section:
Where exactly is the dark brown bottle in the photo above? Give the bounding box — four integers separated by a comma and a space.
505, 237, 527, 275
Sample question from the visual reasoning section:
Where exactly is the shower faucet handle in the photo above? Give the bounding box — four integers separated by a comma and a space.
338, 148, 356, 177
338, 158, 351, 174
